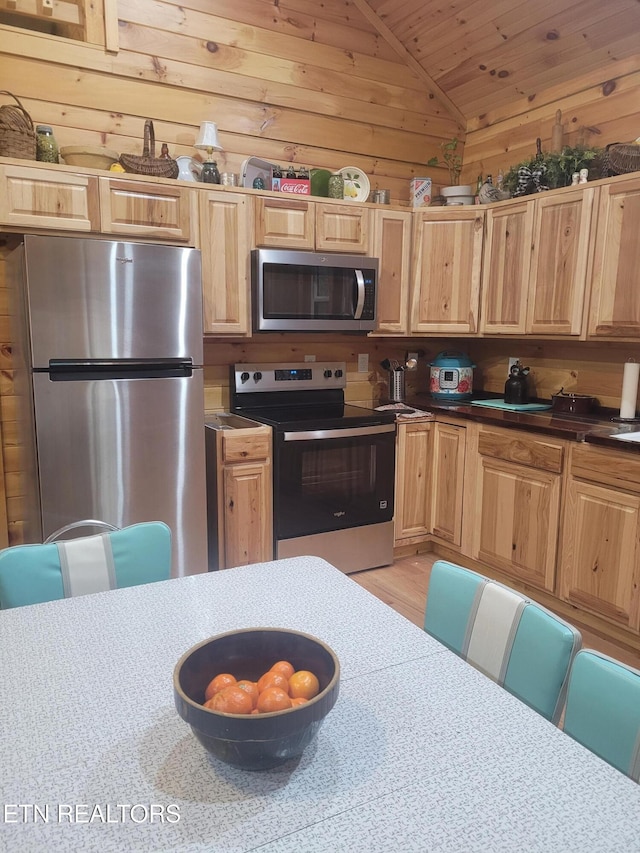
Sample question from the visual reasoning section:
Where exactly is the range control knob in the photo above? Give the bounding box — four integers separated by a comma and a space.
335, 369, 343, 378
324, 369, 333, 378
240, 371, 250, 383
253, 371, 262, 382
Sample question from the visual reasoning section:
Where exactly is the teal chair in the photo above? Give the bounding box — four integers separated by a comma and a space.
563, 650, 640, 780
424, 560, 582, 724
0, 520, 172, 609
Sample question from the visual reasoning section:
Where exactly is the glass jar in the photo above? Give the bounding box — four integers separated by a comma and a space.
328, 173, 344, 199
35, 125, 59, 164
201, 160, 220, 184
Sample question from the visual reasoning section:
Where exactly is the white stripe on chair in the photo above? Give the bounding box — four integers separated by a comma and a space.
57, 534, 116, 598
464, 582, 526, 682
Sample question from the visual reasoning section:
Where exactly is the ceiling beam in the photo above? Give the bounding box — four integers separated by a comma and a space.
351, 0, 467, 130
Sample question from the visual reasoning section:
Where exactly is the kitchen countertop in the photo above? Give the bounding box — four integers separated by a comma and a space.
407, 394, 640, 452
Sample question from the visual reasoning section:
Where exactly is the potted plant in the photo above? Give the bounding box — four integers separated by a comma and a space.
427, 137, 474, 204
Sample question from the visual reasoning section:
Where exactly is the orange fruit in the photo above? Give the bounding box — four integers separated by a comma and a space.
204, 672, 237, 702
288, 670, 320, 700
270, 660, 295, 679
257, 686, 293, 713
236, 680, 259, 709
205, 685, 253, 715
257, 670, 290, 694
291, 697, 309, 707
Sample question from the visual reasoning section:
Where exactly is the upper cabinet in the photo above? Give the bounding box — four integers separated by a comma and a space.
588, 175, 640, 340
198, 190, 251, 336
480, 187, 595, 337
0, 163, 100, 231
410, 207, 484, 335
99, 178, 194, 243
254, 196, 370, 253
370, 208, 413, 336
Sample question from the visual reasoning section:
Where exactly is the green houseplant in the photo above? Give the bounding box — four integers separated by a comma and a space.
427, 137, 463, 186
503, 144, 603, 195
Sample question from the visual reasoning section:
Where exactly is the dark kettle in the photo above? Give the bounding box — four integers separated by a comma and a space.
504, 362, 530, 405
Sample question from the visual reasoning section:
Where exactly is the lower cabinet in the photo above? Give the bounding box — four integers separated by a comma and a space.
471, 426, 565, 592
559, 444, 640, 632
216, 426, 273, 569
394, 420, 432, 543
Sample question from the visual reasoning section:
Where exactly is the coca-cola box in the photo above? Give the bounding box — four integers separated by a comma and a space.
277, 178, 311, 195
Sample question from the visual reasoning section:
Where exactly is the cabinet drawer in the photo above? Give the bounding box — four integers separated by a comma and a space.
570, 444, 640, 493
478, 427, 564, 473
221, 430, 271, 463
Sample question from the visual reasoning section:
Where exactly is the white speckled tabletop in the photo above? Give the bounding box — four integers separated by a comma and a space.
1, 556, 639, 852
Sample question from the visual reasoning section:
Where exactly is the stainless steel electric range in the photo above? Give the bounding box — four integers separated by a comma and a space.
230, 361, 396, 574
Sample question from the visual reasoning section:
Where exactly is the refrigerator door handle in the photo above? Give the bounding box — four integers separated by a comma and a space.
45, 358, 195, 381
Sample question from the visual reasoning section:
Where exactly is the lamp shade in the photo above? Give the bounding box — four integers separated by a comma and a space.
194, 122, 222, 152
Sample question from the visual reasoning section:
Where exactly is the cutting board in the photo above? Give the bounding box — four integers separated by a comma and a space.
471, 399, 552, 412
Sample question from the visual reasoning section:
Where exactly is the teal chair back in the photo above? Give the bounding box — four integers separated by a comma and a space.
424, 560, 582, 724
0, 521, 172, 609
564, 649, 640, 780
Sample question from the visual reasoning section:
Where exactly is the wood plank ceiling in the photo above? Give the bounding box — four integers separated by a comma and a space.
363, 0, 640, 122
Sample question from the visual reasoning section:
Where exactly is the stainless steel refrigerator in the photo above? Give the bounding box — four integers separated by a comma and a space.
8, 234, 207, 577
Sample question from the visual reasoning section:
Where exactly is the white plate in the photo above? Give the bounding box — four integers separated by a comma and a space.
337, 166, 370, 202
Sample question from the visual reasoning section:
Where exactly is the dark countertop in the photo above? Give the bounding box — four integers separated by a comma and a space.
406, 393, 640, 452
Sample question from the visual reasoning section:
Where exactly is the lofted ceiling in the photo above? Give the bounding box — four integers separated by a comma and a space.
358, 0, 640, 125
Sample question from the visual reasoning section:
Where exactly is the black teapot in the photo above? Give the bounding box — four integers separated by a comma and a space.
504, 362, 530, 405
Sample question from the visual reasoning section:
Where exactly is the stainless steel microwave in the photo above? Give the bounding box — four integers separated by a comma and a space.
251, 248, 379, 332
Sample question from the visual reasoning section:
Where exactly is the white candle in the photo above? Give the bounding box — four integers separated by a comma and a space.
620, 361, 640, 420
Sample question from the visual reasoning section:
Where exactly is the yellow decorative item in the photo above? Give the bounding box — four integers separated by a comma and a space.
110, 162, 125, 172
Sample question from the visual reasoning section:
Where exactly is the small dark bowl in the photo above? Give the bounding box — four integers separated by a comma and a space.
173, 628, 340, 771
551, 391, 598, 415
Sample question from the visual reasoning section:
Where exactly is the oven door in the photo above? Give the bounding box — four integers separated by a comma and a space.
274, 423, 395, 541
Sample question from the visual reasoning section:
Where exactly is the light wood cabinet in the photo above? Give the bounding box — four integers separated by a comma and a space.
559, 444, 640, 631
216, 426, 273, 569
198, 190, 251, 335
99, 177, 194, 242
480, 200, 534, 334
394, 420, 432, 543
410, 207, 484, 334
370, 207, 413, 336
431, 421, 466, 546
0, 163, 100, 231
588, 174, 640, 339
472, 426, 565, 592
254, 196, 371, 253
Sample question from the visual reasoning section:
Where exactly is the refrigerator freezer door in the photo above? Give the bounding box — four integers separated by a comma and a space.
32, 370, 207, 577
23, 235, 203, 366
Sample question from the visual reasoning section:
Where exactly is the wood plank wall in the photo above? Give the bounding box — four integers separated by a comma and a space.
461, 58, 640, 186
0, 0, 460, 205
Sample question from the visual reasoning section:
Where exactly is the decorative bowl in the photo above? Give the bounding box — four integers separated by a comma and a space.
551, 389, 598, 414
173, 627, 340, 770
59, 146, 119, 170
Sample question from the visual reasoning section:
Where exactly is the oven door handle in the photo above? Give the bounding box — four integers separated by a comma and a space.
283, 423, 396, 441
353, 269, 365, 319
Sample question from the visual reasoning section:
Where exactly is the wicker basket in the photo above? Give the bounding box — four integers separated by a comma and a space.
602, 142, 640, 177
119, 119, 178, 179
0, 91, 36, 160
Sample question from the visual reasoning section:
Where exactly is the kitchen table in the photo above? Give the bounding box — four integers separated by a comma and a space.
1, 556, 639, 852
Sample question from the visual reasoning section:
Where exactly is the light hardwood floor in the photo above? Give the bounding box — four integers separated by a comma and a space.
351, 551, 640, 670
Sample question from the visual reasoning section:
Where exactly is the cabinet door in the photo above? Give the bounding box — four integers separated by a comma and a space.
394, 421, 431, 543
480, 201, 534, 335
0, 164, 99, 231
222, 462, 273, 568
371, 208, 412, 335
527, 187, 595, 336
99, 178, 193, 242
199, 190, 250, 335
315, 203, 370, 253
410, 208, 484, 334
588, 175, 640, 339
431, 422, 466, 545
254, 196, 315, 249
560, 478, 640, 631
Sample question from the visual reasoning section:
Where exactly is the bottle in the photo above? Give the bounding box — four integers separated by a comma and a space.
286, 165, 297, 178
475, 174, 483, 204
328, 172, 344, 199
159, 143, 171, 159
35, 125, 59, 164
496, 169, 504, 191
298, 166, 309, 180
